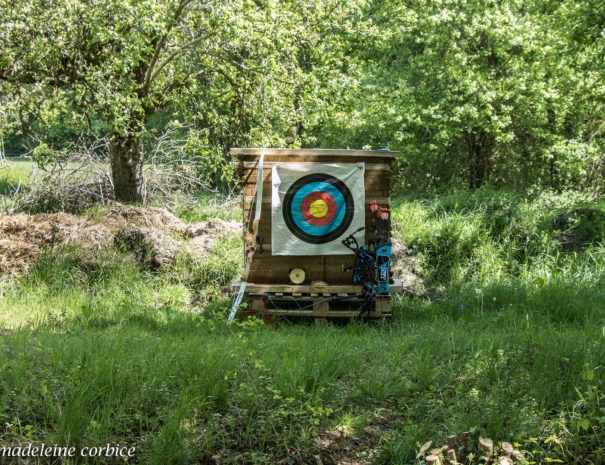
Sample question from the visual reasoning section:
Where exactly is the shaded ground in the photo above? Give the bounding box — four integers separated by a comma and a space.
318, 409, 399, 465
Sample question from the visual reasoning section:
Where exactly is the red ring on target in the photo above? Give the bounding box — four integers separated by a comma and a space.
300, 191, 337, 226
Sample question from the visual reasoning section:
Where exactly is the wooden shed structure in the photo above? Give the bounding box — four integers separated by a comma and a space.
231, 148, 401, 322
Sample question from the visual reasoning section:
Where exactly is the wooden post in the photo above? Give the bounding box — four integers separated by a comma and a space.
461, 431, 470, 448
426, 454, 443, 465
446, 434, 458, 450
458, 431, 470, 462
500, 442, 514, 458
479, 436, 494, 457
313, 299, 329, 326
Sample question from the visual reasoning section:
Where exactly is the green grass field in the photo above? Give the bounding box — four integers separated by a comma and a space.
0, 186, 603, 464
0, 158, 35, 195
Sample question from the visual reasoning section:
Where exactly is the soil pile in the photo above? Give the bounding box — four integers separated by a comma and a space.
0, 203, 242, 275
185, 218, 242, 259
0, 202, 424, 296
0, 212, 110, 275
390, 237, 426, 297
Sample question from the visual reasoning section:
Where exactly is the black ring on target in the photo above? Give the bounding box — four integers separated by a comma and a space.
282, 173, 354, 244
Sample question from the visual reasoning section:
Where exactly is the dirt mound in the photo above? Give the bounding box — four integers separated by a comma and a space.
390, 237, 426, 297
184, 218, 241, 238
0, 212, 111, 275
115, 226, 179, 270
0, 203, 241, 275
102, 203, 188, 232
185, 219, 242, 259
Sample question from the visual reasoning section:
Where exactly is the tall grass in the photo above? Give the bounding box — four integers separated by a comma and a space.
0, 158, 34, 196
0, 187, 603, 464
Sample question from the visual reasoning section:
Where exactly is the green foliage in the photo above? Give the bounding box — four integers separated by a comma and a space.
0, 0, 371, 196
311, 0, 605, 193
571, 368, 605, 459
397, 188, 605, 295
168, 193, 241, 223
0, 190, 604, 464
1, 1, 605, 194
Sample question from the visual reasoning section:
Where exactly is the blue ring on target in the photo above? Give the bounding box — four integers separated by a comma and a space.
282, 173, 354, 244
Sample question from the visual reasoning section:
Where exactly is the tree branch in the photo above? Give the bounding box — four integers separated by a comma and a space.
147, 34, 210, 87
142, 0, 195, 92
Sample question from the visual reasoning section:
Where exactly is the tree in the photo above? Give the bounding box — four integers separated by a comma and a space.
0, 0, 364, 202
375, 0, 570, 189
313, 0, 605, 192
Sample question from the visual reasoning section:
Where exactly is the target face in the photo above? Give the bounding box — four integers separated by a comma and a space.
282, 174, 354, 244
272, 162, 365, 256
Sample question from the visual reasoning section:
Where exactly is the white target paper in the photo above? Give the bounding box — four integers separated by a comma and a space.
271, 163, 365, 256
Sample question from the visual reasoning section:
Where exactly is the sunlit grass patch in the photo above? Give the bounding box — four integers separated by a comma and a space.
0, 158, 34, 195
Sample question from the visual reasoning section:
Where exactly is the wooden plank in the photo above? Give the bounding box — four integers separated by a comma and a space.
241, 162, 392, 171
374, 297, 391, 316
240, 168, 391, 186
239, 161, 391, 175
244, 206, 391, 228
260, 309, 391, 318
248, 257, 357, 284
251, 295, 348, 302
240, 189, 391, 207
248, 270, 350, 286
248, 254, 357, 267
240, 283, 363, 294
230, 148, 400, 159
231, 280, 404, 295
250, 205, 396, 240
240, 183, 392, 199
244, 242, 395, 254
237, 157, 396, 167
243, 196, 391, 206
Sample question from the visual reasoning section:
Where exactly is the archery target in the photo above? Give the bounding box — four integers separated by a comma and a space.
272, 163, 365, 256
283, 173, 354, 244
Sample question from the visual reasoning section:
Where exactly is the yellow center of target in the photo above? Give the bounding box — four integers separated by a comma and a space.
309, 199, 329, 218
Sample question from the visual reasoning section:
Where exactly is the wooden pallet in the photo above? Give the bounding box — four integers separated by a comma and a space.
232, 280, 402, 323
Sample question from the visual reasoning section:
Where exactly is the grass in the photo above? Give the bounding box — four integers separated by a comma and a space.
0, 187, 604, 464
0, 158, 35, 195
167, 193, 242, 223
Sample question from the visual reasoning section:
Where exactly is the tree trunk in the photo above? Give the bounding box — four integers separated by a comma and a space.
109, 132, 146, 203
466, 131, 494, 189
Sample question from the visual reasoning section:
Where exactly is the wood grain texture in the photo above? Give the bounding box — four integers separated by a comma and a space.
234, 149, 396, 284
